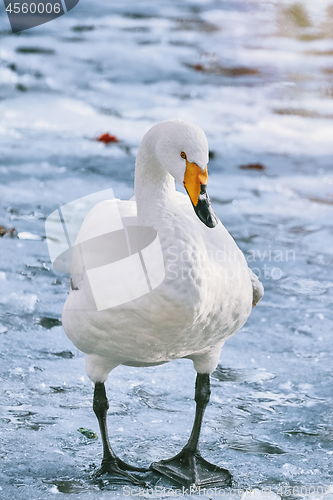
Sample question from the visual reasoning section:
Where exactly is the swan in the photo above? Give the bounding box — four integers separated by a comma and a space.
61, 119, 264, 488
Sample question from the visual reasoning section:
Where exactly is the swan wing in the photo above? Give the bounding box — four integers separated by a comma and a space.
249, 268, 264, 307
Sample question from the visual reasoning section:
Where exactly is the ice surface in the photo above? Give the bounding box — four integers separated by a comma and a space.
0, 0, 333, 498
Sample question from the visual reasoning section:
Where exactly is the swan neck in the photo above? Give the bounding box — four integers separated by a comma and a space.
134, 137, 176, 222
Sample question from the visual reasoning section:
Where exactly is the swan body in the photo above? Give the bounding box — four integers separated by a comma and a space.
62, 119, 262, 383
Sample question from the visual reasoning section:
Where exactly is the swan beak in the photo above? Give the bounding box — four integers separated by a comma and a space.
183, 161, 218, 228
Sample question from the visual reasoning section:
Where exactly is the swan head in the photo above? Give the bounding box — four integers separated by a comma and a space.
147, 119, 218, 228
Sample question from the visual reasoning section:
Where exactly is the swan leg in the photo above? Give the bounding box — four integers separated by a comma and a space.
93, 382, 148, 486
151, 374, 232, 488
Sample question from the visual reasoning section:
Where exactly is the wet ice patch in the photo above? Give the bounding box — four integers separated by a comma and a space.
228, 436, 285, 454
213, 366, 275, 384
278, 277, 333, 295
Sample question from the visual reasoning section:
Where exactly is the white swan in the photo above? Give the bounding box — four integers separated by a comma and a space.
62, 119, 263, 488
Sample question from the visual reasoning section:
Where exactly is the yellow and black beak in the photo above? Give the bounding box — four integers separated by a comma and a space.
183, 160, 218, 228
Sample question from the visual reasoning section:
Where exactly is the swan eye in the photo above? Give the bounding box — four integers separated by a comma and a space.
180, 151, 187, 159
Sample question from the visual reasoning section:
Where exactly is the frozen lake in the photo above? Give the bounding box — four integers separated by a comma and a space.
0, 0, 333, 498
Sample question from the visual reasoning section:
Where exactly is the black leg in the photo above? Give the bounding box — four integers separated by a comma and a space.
184, 374, 211, 453
93, 382, 148, 485
151, 373, 232, 488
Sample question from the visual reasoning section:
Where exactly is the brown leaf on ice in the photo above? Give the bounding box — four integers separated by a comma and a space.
240, 163, 266, 171
96, 133, 119, 144
188, 63, 260, 77
0, 225, 16, 237
308, 196, 333, 205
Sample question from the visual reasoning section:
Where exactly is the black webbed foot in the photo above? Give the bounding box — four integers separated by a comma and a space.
94, 457, 149, 487
151, 448, 231, 488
